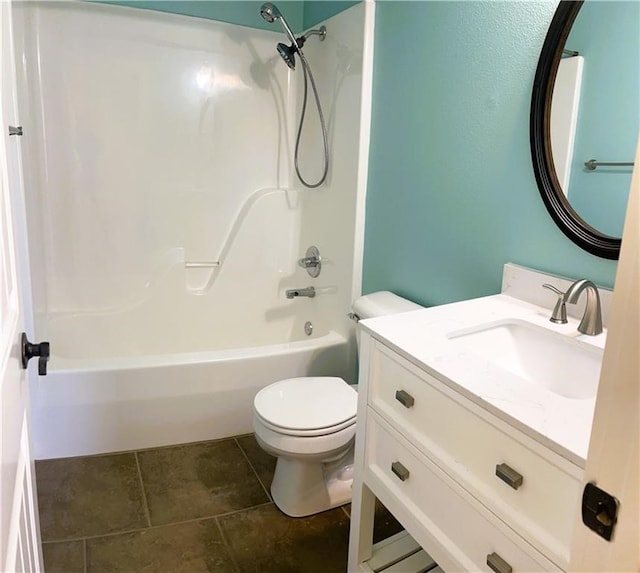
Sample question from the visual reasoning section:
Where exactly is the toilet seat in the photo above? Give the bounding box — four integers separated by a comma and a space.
254, 376, 357, 434
254, 411, 356, 437
254, 414, 356, 459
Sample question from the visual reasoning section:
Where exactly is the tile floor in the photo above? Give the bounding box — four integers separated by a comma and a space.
36, 434, 403, 572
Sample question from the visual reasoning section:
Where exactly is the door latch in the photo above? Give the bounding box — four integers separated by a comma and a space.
581, 482, 619, 541
20, 332, 50, 376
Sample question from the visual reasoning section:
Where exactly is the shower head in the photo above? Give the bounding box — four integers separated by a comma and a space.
277, 43, 296, 70
260, 2, 299, 50
259, 2, 281, 23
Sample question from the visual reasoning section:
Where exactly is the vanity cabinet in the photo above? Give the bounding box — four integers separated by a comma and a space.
348, 332, 584, 573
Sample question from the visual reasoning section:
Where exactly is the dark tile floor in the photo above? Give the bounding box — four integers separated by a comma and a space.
36, 435, 403, 572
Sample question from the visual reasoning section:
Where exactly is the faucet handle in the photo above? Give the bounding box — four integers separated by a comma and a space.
297, 246, 322, 278
542, 284, 567, 324
542, 283, 564, 296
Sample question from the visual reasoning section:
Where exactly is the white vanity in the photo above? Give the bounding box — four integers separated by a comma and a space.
347, 265, 608, 573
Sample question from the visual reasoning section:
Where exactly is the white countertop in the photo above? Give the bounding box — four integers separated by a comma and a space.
359, 293, 606, 468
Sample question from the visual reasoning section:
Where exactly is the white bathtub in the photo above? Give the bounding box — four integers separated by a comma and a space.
32, 329, 352, 460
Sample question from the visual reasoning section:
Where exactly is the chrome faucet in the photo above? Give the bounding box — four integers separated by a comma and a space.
286, 287, 316, 299
563, 279, 603, 335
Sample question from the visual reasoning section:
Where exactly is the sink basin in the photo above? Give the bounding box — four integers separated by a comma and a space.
447, 319, 602, 399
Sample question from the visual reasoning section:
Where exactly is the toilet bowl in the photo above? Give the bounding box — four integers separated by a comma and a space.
253, 291, 422, 517
254, 376, 357, 517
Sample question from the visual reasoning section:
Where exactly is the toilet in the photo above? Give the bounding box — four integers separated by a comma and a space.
253, 291, 422, 517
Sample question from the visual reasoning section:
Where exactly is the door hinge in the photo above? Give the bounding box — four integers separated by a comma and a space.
581, 482, 619, 541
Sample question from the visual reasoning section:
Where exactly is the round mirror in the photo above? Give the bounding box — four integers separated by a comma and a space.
530, 0, 638, 259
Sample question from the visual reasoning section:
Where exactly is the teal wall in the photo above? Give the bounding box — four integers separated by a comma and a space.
363, 1, 619, 307
92, 1, 304, 32
93, 0, 359, 32
92, 0, 360, 32
566, 1, 639, 237
303, 1, 360, 29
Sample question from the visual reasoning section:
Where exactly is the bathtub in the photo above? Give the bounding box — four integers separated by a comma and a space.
27, 184, 355, 459
31, 326, 352, 460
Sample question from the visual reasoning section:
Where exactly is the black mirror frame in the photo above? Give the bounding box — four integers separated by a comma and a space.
530, 0, 621, 260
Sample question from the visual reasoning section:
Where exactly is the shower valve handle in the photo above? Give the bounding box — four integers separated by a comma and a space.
298, 256, 320, 268
298, 246, 322, 278
21, 332, 50, 376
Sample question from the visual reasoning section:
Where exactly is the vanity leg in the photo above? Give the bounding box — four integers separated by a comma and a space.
348, 481, 376, 571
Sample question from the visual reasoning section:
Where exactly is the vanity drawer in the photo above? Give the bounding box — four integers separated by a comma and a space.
365, 412, 559, 573
368, 342, 581, 567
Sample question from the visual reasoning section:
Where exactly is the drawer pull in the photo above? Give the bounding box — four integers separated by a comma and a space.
395, 389, 415, 408
486, 552, 512, 573
391, 461, 410, 481
495, 463, 523, 490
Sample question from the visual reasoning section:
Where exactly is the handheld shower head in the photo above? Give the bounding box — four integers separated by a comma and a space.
259, 2, 330, 188
259, 2, 299, 49
259, 2, 281, 23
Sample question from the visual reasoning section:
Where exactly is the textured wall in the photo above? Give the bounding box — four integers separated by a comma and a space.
363, 1, 619, 307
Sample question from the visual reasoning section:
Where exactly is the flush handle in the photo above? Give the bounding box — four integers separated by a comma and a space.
395, 389, 415, 408
486, 552, 512, 573
20, 332, 50, 376
495, 463, 523, 490
391, 461, 410, 482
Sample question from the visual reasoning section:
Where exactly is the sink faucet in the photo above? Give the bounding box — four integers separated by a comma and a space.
286, 287, 316, 299
563, 279, 603, 336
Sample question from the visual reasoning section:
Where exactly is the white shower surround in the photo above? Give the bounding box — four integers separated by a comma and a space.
13, 2, 372, 458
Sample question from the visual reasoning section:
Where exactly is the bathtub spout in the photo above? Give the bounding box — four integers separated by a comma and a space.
286, 287, 316, 299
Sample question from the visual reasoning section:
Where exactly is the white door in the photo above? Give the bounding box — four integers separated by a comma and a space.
569, 139, 640, 571
0, 0, 42, 570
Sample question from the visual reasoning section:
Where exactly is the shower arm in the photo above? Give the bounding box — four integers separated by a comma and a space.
297, 26, 327, 46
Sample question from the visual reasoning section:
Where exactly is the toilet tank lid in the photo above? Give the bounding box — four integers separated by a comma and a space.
352, 291, 422, 320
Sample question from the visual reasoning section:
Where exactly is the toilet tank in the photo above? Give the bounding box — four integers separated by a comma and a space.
348, 292, 422, 390
351, 291, 422, 321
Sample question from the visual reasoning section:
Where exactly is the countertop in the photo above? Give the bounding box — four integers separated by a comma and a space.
359, 293, 606, 468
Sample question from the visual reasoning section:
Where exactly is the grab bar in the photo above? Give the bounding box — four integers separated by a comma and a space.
585, 159, 634, 171
185, 261, 220, 268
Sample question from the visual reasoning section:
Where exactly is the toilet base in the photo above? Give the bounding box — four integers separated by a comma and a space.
270, 448, 354, 517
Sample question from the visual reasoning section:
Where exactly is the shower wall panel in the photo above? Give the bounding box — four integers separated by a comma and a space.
15, 1, 294, 318
293, 2, 370, 346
